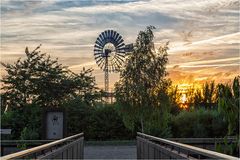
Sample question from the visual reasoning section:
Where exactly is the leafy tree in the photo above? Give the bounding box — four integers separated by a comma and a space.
1, 45, 97, 110
115, 26, 171, 136
1, 45, 98, 139
217, 76, 239, 156
218, 77, 239, 136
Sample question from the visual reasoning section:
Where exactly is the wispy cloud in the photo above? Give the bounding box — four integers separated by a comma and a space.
1, 0, 239, 88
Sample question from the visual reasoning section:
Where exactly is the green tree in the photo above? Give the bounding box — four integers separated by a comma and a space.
115, 26, 171, 136
218, 77, 239, 136
217, 77, 239, 156
1, 45, 97, 110
1, 45, 98, 139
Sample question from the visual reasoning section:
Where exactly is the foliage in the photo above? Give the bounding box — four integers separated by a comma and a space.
63, 99, 134, 140
179, 81, 217, 109
1, 104, 42, 140
1, 45, 98, 140
171, 109, 228, 138
217, 76, 239, 156
87, 104, 134, 140
167, 86, 181, 114
115, 26, 171, 135
1, 45, 97, 109
217, 77, 239, 136
62, 97, 95, 136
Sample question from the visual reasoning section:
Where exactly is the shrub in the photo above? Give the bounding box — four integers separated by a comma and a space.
171, 109, 227, 138
1, 104, 42, 140
87, 104, 134, 140
62, 97, 95, 137
63, 100, 134, 140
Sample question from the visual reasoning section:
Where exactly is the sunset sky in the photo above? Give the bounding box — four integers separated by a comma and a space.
1, 0, 239, 90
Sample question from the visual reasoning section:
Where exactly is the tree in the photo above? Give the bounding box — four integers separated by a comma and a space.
115, 26, 171, 136
218, 77, 239, 136
217, 76, 239, 156
1, 45, 98, 139
1, 45, 97, 110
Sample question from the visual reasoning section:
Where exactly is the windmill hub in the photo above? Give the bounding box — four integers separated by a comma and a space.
103, 42, 116, 58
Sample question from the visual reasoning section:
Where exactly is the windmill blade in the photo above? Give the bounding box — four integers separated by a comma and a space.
96, 57, 104, 65
110, 30, 114, 38
95, 40, 104, 48
94, 52, 102, 56
114, 55, 124, 64
112, 31, 117, 41
112, 59, 121, 71
107, 30, 111, 39
97, 35, 104, 43
99, 59, 106, 68
101, 32, 107, 44
112, 62, 118, 72
96, 37, 104, 46
116, 52, 125, 58
99, 33, 106, 44
110, 63, 115, 73
104, 30, 109, 40
116, 38, 124, 46
114, 33, 120, 45
95, 54, 104, 60
94, 48, 102, 52
110, 63, 115, 72
116, 49, 126, 55
116, 35, 122, 44
114, 31, 119, 40
117, 42, 125, 49
94, 44, 103, 50
98, 58, 105, 68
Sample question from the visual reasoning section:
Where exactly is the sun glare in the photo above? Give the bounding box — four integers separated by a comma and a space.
175, 83, 201, 109
180, 94, 187, 103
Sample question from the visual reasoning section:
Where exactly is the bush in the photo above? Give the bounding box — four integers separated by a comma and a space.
63, 100, 134, 140
87, 104, 134, 140
62, 97, 95, 137
171, 109, 227, 138
1, 104, 42, 140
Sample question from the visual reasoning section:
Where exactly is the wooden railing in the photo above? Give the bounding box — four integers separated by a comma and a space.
1, 133, 84, 160
137, 132, 238, 159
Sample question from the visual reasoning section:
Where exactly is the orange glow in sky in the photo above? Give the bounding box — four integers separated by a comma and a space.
1, 0, 239, 90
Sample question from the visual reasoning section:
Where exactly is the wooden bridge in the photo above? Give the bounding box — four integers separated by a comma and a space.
1, 132, 238, 160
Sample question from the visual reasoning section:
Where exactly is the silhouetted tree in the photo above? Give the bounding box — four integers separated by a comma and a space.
1, 45, 97, 110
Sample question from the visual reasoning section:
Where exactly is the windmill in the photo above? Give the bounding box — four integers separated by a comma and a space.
94, 30, 133, 93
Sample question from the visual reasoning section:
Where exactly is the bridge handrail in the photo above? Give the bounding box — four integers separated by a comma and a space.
2, 132, 84, 160
137, 132, 238, 160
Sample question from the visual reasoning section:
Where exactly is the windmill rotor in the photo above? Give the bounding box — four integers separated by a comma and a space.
94, 30, 128, 93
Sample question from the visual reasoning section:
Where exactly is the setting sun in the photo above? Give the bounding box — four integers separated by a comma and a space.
180, 94, 187, 103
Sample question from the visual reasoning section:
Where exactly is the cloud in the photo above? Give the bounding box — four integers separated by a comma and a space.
1, 0, 239, 89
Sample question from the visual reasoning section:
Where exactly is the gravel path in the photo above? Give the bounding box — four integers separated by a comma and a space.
84, 145, 136, 159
